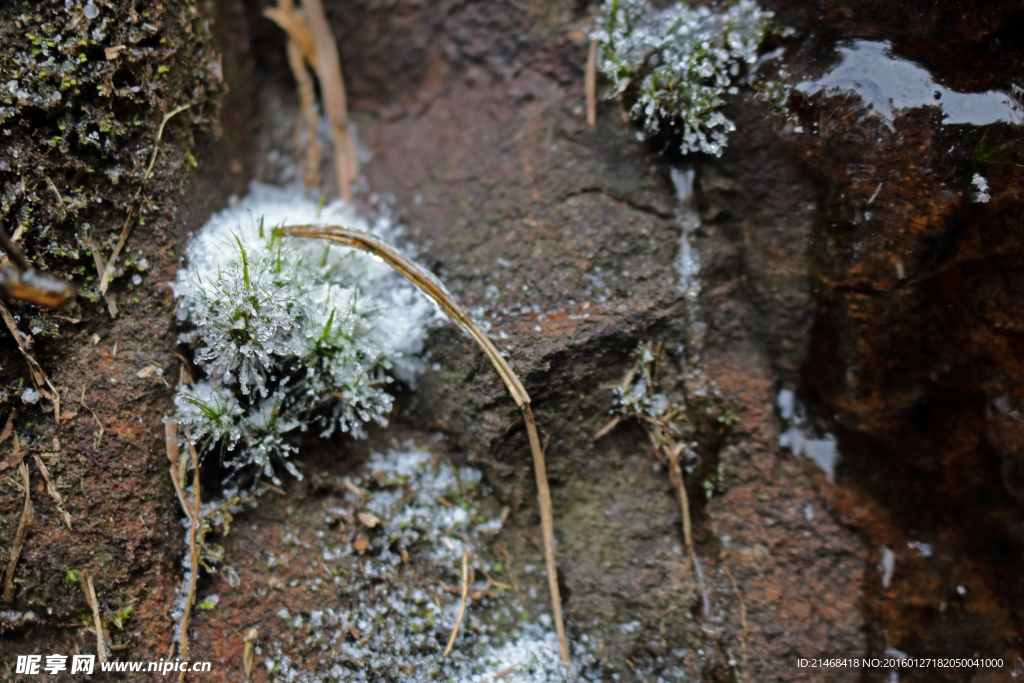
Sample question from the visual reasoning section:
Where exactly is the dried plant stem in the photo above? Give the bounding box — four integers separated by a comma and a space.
273, 0, 321, 190
443, 547, 470, 657
302, 0, 357, 202
99, 103, 191, 300
585, 41, 597, 126
3, 461, 31, 602
281, 224, 570, 663
665, 446, 692, 550
0, 299, 54, 401
243, 627, 259, 680
33, 454, 71, 529
290, 41, 322, 189
165, 421, 194, 520
178, 441, 202, 682
83, 575, 108, 663
599, 347, 707, 614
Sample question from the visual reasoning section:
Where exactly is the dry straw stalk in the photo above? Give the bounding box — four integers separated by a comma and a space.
280, 223, 570, 663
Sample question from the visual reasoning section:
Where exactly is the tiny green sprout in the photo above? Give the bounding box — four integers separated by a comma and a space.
197, 599, 217, 611
971, 130, 1024, 168
65, 569, 81, 582
112, 606, 132, 626
716, 408, 739, 427
757, 492, 769, 502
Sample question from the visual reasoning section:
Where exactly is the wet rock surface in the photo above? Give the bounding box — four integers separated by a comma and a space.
3, 0, 1024, 681
765, 2, 1024, 678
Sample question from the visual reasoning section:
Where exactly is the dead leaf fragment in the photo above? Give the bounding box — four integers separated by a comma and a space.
0, 410, 14, 445
0, 434, 25, 472
243, 627, 258, 681
357, 511, 380, 528
104, 45, 126, 60
136, 364, 161, 379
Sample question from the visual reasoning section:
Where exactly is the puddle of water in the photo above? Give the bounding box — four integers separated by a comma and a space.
796, 40, 1024, 128
777, 388, 839, 480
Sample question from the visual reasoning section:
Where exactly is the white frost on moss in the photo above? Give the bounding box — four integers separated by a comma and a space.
591, 0, 772, 156
173, 184, 437, 482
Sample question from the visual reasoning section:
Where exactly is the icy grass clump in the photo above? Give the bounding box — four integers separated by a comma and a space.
173, 184, 436, 482
255, 443, 603, 682
591, 0, 772, 156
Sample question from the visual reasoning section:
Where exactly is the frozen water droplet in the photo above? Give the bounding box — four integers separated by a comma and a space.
83, 1, 99, 19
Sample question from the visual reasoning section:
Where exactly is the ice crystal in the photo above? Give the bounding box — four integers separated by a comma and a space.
972, 173, 991, 203
591, 0, 772, 156
173, 184, 436, 482
251, 443, 604, 682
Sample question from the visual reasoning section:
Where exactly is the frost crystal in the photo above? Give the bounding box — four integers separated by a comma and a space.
251, 443, 605, 682
591, 0, 772, 156
173, 184, 436, 482
972, 173, 991, 203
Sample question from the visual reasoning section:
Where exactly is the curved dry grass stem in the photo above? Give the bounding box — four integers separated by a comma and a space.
280, 224, 570, 663
443, 546, 470, 657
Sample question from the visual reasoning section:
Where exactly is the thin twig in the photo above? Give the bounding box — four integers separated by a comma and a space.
290, 39, 322, 190
0, 299, 52, 399
494, 665, 517, 680
44, 176, 64, 214
178, 440, 202, 682
33, 454, 71, 529
144, 104, 193, 181
164, 420, 193, 520
271, 0, 321, 190
443, 547, 470, 657
83, 576, 108, 663
281, 224, 570, 662
593, 415, 620, 440
79, 386, 105, 451
2, 461, 31, 602
603, 344, 705, 613
585, 41, 597, 127
723, 553, 747, 676
302, 0, 357, 201
99, 103, 191, 298
666, 445, 693, 551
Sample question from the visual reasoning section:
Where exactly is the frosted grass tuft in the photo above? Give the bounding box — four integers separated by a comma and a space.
173, 184, 437, 483
591, 0, 772, 156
